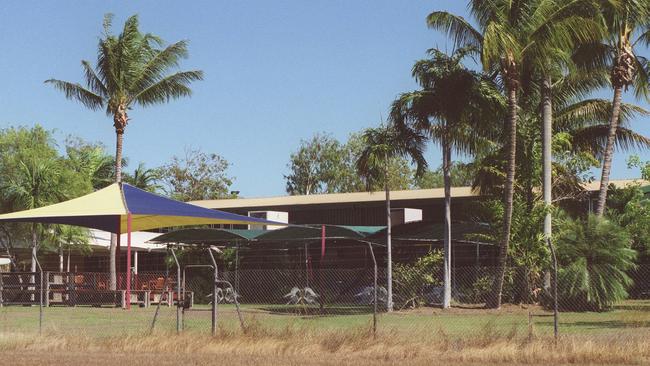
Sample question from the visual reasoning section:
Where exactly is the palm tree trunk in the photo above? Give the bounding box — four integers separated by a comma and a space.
385, 176, 393, 312
59, 244, 64, 273
442, 137, 452, 309
31, 223, 38, 273
488, 84, 518, 309
115, 129, 124, 183
67, 248, 71, 272
109, 116, 126, 291
542, 76, 558, 337
542, 75, 553, 237
31, 223, 38, 301
595, 86, 624, 217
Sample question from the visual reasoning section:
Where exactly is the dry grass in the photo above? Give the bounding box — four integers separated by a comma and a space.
1, 322, 649, 366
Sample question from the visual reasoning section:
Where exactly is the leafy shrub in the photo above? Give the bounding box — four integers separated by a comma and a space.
392, 250, 443, 308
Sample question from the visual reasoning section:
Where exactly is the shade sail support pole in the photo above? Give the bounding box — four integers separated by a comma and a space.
126, 213, 132, 310
366, 242, 377, 338
32, 250, 43, 334
149, 255, 169, 334
207, 248, 219, 336
170, 248, 181, 333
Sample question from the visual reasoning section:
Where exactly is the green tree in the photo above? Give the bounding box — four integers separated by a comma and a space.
470, 199, 550, 304
413, 162, 476, 189
285, 132, 414, 195
356, 124, 427, 311
65, 138, 115, 190
124, 163, 161, 192
555, 214, 636, 311
574, 0, 650, 216
607, 184, 650, 253
627, 155, 650, 180
1, 158, 68, 273
391, 46, 503, 308
428, 0, 602, 308
43, 225, 92, 272
46, 14, 203, 288
347, 133, 414, 191
472, 96, 649, 203
160, 148, 234, 201
285, 133, 349, 195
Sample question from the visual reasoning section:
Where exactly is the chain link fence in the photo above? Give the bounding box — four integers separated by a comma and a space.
2, 264, 650, 341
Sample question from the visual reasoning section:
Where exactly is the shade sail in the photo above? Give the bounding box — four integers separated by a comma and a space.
367, 220, 493, 244
0, 183, 283, 233
89, 230, 167, 252
254, 225, 375, 241
148, 228, 267, 244
149, 225, 385, 248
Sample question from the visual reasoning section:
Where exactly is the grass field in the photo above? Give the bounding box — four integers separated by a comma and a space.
2, 300, 650, 365
3, 300, 650, 337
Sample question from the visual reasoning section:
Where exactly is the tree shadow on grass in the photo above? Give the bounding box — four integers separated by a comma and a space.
257, 305, 375, 317
537, 319, 650, 330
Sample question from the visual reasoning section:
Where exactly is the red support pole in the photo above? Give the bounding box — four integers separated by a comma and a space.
126, 213, 132, 310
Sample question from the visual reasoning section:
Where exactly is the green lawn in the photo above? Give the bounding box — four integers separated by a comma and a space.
2, 300, 650, 340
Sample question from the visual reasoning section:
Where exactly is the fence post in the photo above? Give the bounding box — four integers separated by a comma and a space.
207, 248, 219, 336
366, 242, 377, 338
547, 238, 559, 343
32, 251, 43, 335
149, 263, 170, 334
0, 271, 3, 308
170, 248, 181, 334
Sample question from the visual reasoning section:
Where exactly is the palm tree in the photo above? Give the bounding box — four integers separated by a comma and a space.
356, 125, 427, 311
46, 14, 203, 289
574, 0, 650, 216
428, 0, 602, 308
66, 142, 116, 190
124, 163, 162, 192
472, 97, 650, 200
390, 47, 503, 308
44, 225, 91, 272
1, 158, 66, 273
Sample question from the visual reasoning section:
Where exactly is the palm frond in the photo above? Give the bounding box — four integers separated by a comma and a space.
44, 79, 105, 111
81, 60, 108, 97
571, 125, 650, 160
132, 70, 204, 107
132, 40, 190, 91
632, 55, 650, 101
556, 99, 649, 130
426, 11, 483, 50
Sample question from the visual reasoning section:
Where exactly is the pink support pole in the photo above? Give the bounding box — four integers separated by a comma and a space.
126, 213, 132, 310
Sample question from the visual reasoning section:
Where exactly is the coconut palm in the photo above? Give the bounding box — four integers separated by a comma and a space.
472, 97, 650, 200
390, 47, 503, 308
356, 124, 427, 311
428, 0, 603, 308
46, 14, 203, 289
573, 0, 650, 216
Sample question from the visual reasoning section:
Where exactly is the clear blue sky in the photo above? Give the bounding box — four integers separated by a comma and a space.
0, 1, 648, 197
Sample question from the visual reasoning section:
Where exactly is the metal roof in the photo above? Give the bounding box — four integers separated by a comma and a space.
190, 179, 647, 210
